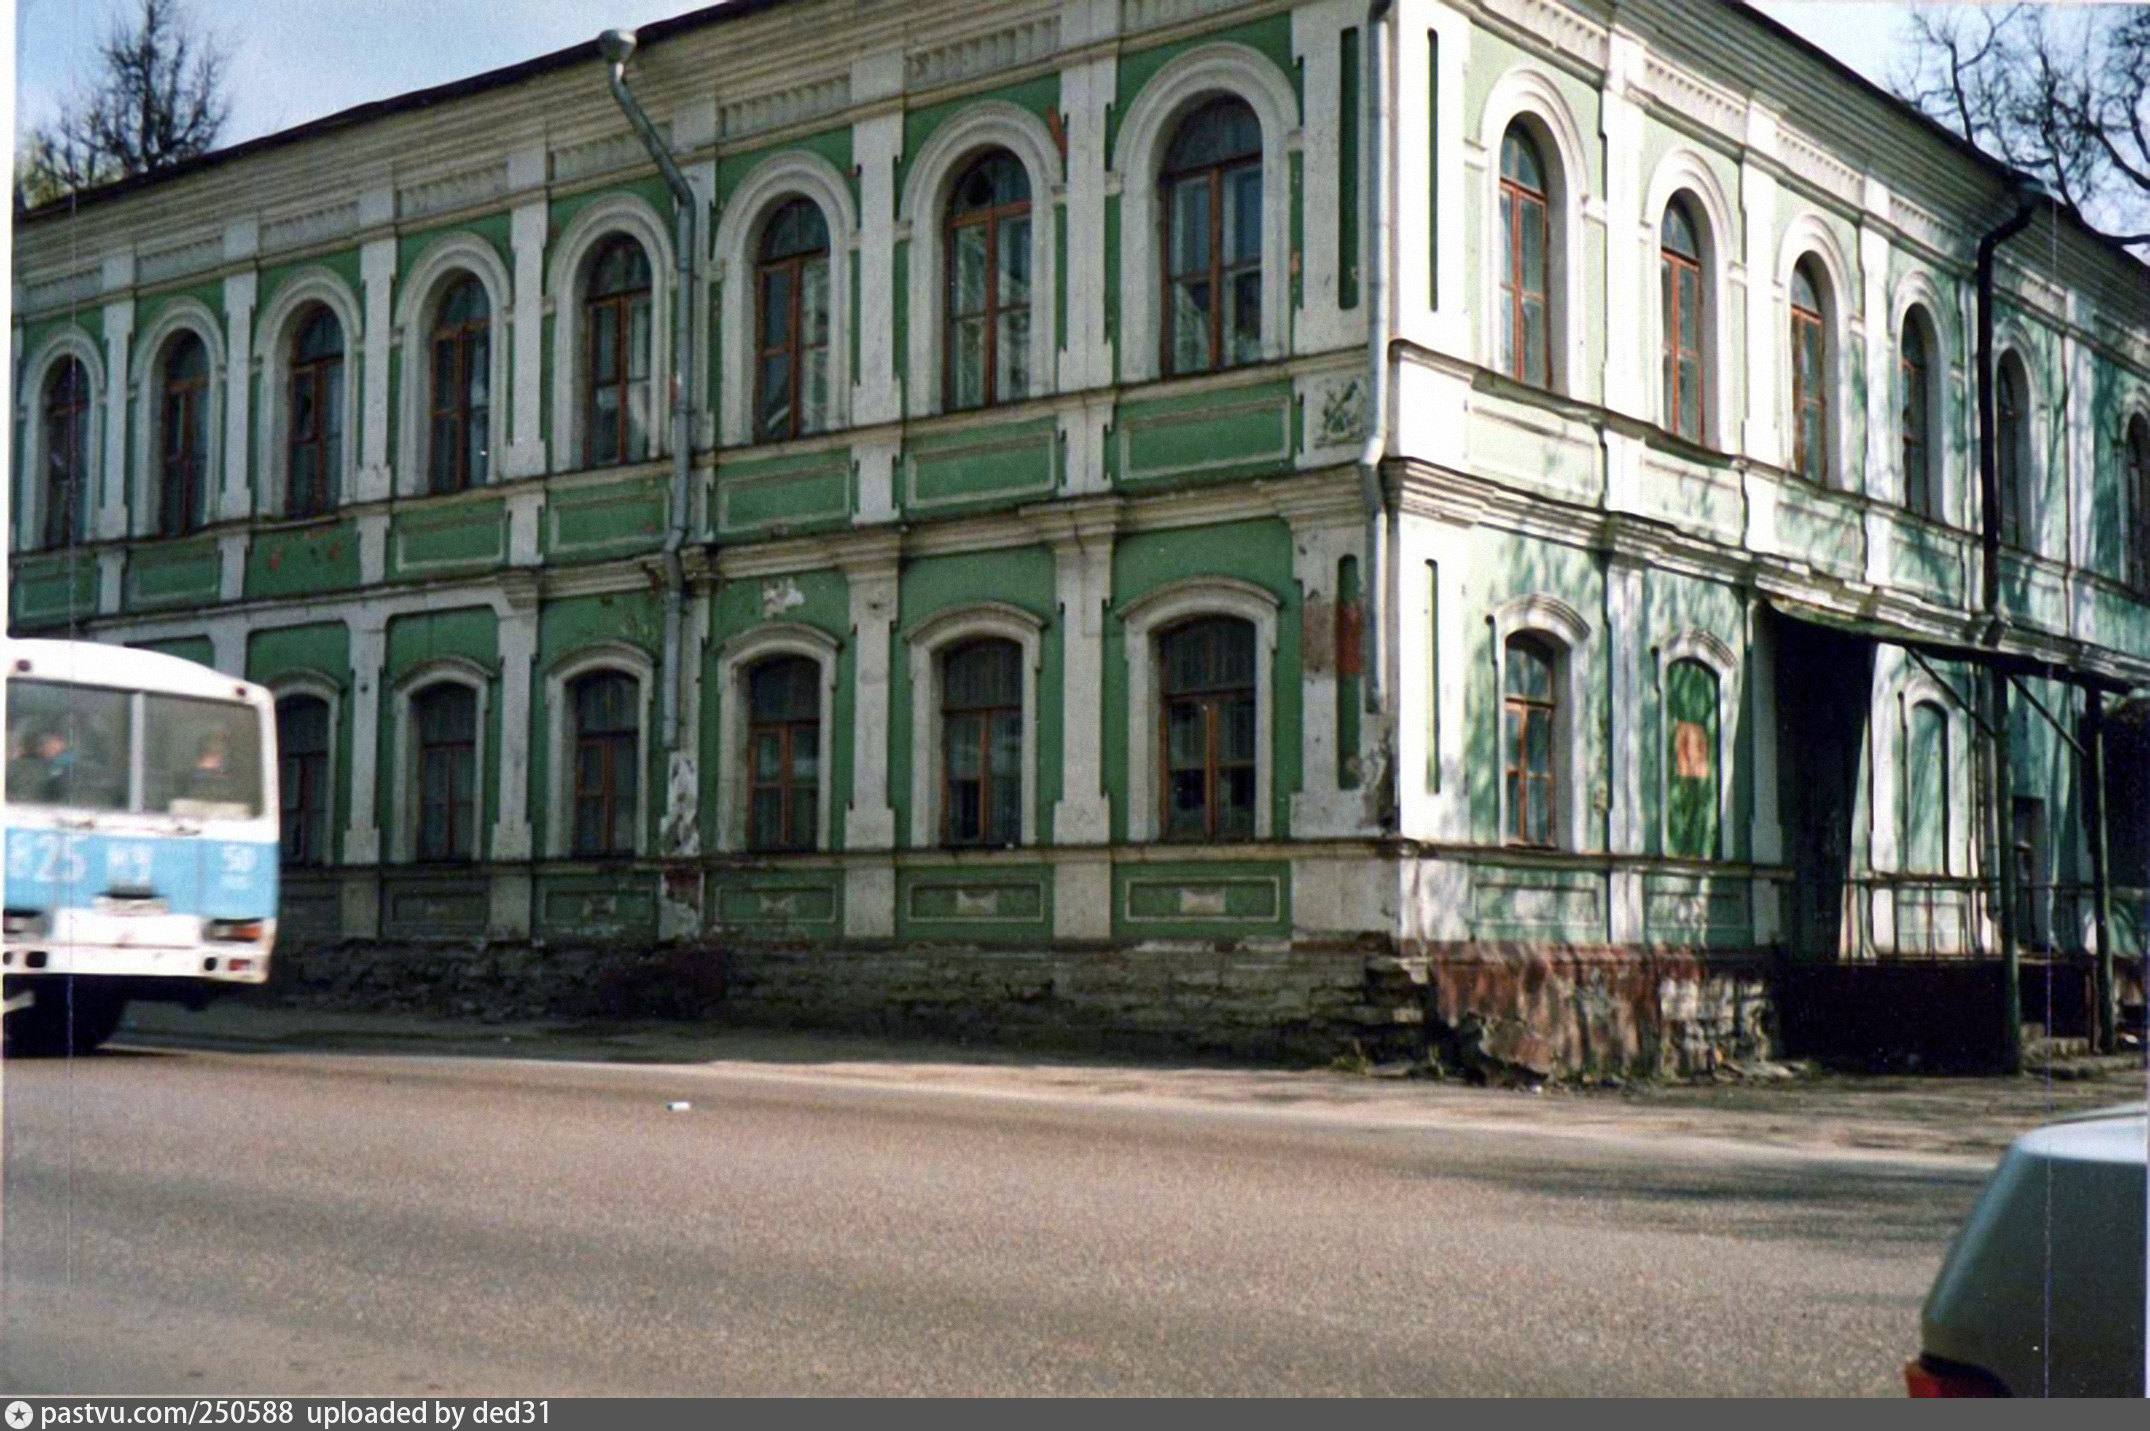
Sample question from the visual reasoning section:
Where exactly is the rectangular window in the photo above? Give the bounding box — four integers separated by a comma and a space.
1903, 700, 1947, 875
1426, 561, 1440, 793
277, 698, 332, 866
1428, 31, 1439, 308
414, 686, 478, 862
1503, 635, 1556, 847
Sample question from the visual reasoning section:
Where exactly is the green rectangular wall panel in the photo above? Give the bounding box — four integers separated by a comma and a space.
902, 418, 1057, 513
1114, 861, 1291, 939
1469, 864, 1605, 942
535, 872, 659, 940
545, 474, 668, 560
709, 869, 843, 932
11, 554, 99, 626
246, 521, 362, 599
715, 451, 852, 535
390, 501, 507, 576
897, 866, 1053, 940
1117, 383, 1293, 486
124, 538, 222, 611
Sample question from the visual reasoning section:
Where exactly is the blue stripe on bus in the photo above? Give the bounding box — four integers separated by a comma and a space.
3, 828, 279, 918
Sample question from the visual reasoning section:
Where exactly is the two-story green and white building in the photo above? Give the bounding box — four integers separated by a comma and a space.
13, 0, 2150, 1068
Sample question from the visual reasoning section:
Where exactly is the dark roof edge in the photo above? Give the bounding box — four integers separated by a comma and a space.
15, 0, 789, 223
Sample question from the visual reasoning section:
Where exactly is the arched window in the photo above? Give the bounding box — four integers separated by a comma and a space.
1900, 309, 1937, 519
1503, 634, 1557, 847
1904, 699, 1949, 874
1790, 259, 1829, 482
286, 305, 344, 518
159, 333, 211, 538
413, 684, 478, 862
1497, 124, 1550, 389
1159, 616, 1257, 841
1161, 96, 1263, 377
941, 639, 1023, 846
755, 199, 831, 443
430, 275, 491, 493
584, 236, 653, 468
277, 695, 331, 867
1664, 658, 1719, 859
1997, 352, 2030, 549
2128, 415, 2150, 593
40, 358, 92, 549
945, 152, 1033, 411
569, 670, 638, 857
1660, 200, 1704, 443
746, 655, 820, 851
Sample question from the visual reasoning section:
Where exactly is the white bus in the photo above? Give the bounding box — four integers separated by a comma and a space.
2, 639, 279, 1054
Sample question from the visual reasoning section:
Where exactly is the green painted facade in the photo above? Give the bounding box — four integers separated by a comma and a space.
10, 0, 2149, 1058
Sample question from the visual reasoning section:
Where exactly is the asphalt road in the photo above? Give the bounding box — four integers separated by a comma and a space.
0, 1044, 1985, 1396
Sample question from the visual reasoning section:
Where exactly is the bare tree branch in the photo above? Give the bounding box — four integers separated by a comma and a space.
18, 0, 228, 209
1894, 4, 2150, 250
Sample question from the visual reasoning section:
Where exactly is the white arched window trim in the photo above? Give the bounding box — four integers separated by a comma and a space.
547, 194, 676, 474
1112, 42, 1299, 386
389, 657, 491, 865
16, 327, 106, 553
395, 235, 513, 498
1652, 629, 1739, 860
1475, 69, 1590, 396
254, 268, 364, 520
714, 621, 840, 853
1120, 575, 1280, 843
900, 103, 1062, 419
1776, 217, 1857, 488
1489, 593, 1591, 851
905, 602, 1044, 849
1893, 669, 1968, 880
1992, 328, 2051, 555
1640, 155, 1736, 448
542, 642, 655, 859
268, 669, 345, 866
1890, 273, 1956, 521
129, 299, 226, 539
711, 153, 859, 447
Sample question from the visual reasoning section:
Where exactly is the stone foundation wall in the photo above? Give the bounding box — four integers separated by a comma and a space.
1407, 943, 1775, 1077
264, 936, 1425, 1064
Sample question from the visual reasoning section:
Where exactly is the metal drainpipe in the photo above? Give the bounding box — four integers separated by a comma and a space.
1974, 178, 2041, 1071
601, 29, 696, 819
1360, 0, 1396, 741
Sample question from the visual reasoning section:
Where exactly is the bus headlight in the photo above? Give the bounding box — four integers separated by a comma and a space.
205, 919, 265, 943
2, 909, 50, 940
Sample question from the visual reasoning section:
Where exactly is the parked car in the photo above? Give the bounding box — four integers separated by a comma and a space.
1909, 1103, 2146, 1396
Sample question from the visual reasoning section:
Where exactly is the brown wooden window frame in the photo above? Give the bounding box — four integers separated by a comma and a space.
940, 638, 1025, 848
568, 669, 639, 858
943, 152, 1034, 412
1790, 261, 1829, 483
745, 655, 821, 853
429, 274, 491, 495
1497, 124, 1551, 390
413, 683, 479, 864
1502, 634, 1558, 849
1659, 201, 1705, 445
277, 694, 332, 868
40, 357, 92, 550
2128, 416, 2150, 595
754, 199, 832, 444
1900, 310, 1936, 520
286, 305, 345, 520
583, 236, 654, 470
1158, 616, 1259, 843
1997, 353, 2031, 549
1160, 97, 1264, 379
159, 333, 211, 539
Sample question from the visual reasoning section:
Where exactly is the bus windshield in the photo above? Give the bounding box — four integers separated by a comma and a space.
143, 693, 264, 819
5, 679, 263, 819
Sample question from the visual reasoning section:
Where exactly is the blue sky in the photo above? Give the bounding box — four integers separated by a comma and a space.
11, 1, 1938, 150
